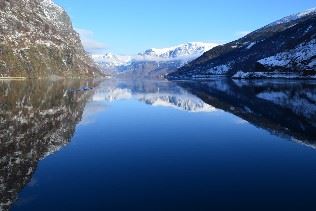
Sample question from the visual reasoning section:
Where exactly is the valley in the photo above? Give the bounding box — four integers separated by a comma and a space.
1, 1, 316, 210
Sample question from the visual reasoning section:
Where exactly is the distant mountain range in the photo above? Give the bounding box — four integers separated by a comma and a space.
0, 0, 101, 78
92, 42, 217, 78
168, 8, 316, 80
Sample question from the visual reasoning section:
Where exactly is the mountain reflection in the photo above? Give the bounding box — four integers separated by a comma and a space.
93, 80, 216, 112
2, 78, 316, 210
0, 80, 96, 211
177, 78, 316, 145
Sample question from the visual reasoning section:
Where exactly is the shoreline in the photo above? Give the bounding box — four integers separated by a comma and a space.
0, 77, 27, 80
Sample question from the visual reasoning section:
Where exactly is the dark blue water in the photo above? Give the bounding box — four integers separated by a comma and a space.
1, 79, 316, 211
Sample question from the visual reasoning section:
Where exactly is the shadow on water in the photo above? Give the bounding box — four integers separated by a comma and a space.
177, 78, 316, 144
0, 79, 97, 210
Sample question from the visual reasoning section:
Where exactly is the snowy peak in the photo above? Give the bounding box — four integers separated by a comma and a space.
297, 7, 316, 17
92, 42, 218, 71
39, 0, 69, 30
41, 0, 63, 11
138, 42, 218, 60
267, 7, 316, 27
91, 53, 132, 68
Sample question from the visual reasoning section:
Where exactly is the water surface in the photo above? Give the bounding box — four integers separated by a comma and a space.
1, 79, 316, 211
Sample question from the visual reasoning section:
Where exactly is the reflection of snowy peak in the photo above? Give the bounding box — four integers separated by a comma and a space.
93, 88, 132, 102
92, 81, 216, 112
137, 94, 216, 112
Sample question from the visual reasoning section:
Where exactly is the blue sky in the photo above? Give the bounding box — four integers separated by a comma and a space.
55, 0, 315, 54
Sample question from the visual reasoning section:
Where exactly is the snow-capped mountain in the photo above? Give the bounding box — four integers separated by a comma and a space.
92, 42, 217, 77
138, 42, 217, 61
168, 8, 316, 80
92, 53, 132, 69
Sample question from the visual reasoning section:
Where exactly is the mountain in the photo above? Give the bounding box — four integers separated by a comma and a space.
0, 0, 101, 78
92, 53, 132, 71
137, 42, 218, 60
92, 42, 217, 78
168, 8, 316, 80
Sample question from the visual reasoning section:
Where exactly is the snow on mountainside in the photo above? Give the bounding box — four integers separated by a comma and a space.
92, 42, 218, 76
169, 8, 316, 80
258, 39, 316, 68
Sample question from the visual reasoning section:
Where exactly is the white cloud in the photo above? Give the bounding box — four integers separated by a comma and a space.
235, 30, 251, 38
75, 28, 107, 53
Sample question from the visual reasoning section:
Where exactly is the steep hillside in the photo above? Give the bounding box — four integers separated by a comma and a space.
177, 79, 316, 144
168, 8, 316, 79
0, 0, 101, 78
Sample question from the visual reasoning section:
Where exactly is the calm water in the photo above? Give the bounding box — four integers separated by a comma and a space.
1, 79, 316, 211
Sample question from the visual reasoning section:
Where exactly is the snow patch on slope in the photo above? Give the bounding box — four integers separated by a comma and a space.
39, 0, 66, 28
246, 42, 257, 49
207, 64, 231, 75
258, 39, 316, 69
232, 71, 316, 79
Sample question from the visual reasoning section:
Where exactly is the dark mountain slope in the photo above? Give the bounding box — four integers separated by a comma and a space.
168, 9, 316, 79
